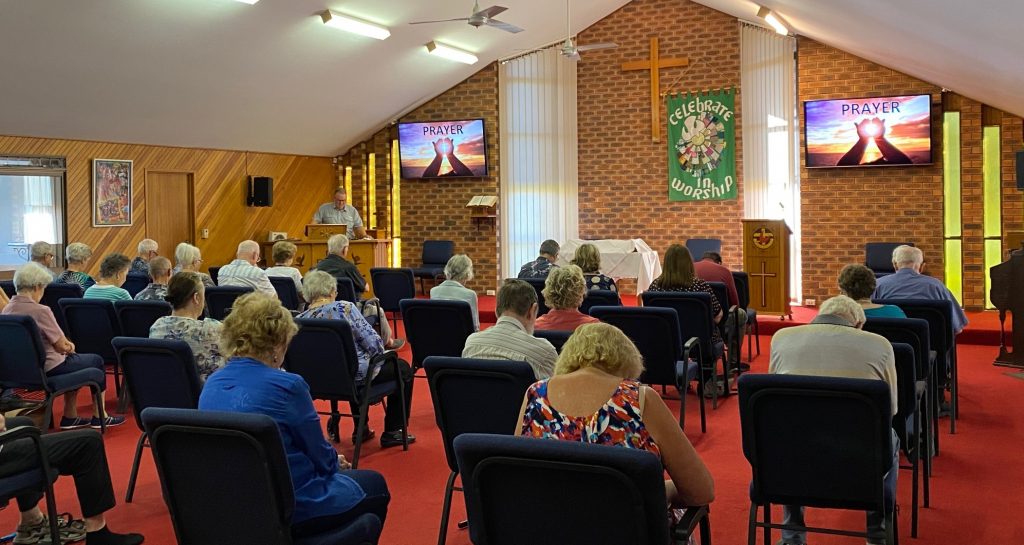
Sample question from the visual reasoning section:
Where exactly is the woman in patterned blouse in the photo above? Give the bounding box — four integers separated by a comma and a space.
571, 242, 617, 292
57, 242, 96, 289
647, 244, 724, 340
518, 322, 714, 508
149, 272, 225, 381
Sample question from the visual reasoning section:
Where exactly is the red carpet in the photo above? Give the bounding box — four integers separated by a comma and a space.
5, 338, 1022, 544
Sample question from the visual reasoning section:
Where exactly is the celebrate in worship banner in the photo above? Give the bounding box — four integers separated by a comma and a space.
666, 89, 737, 201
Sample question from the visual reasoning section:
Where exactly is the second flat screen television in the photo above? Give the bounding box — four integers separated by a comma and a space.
804, 94, 933, 168
398, 119, 487, 179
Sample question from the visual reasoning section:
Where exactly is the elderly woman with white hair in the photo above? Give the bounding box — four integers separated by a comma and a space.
297, 270, 415, 448
429, 254, 480, 331
2, 262, 125, 429
173, 242, 215, 287
57, 242, 96, 289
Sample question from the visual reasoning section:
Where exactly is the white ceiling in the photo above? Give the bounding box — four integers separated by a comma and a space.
694, 0, 1024, 121
0, 0, 629, 156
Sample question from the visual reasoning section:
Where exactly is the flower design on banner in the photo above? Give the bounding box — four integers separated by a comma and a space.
675, 112, 727, 178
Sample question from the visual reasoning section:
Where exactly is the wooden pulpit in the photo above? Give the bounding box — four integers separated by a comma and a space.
742, 219, 792, 319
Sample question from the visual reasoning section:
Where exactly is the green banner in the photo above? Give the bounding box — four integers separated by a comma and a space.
667, 89, 737, 201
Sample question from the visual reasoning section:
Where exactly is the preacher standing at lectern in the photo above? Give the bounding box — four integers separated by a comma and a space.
314, 187, 368, 239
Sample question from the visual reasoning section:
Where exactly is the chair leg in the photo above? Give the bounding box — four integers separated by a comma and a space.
763, 503, 772, 545
437, 471, 457, 545
43, 482, 61, 545
327, 401, 340, 443
950, 354, 958, 434
747, 504, 758, 545
677, 386, 686, 432
42, 397, 55, 434
351, 407, 369, 469
745, 325, 753, 364
753, 321, 761, 355
699, 509, 711, 545
94, 387, 106, 435
911, 445, 919, 537
125, 433, 146, 503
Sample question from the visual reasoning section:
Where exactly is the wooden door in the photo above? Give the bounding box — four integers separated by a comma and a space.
146, 172, 194, 252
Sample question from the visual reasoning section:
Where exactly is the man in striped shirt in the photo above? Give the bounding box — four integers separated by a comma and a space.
462, 279, 557, 379
217, 240, 276, 297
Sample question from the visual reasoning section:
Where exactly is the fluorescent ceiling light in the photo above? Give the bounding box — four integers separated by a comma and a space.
233, 0, 259, 4
320, 10, 391, 40
756, 6, 789, 35
426, 41, 478, 65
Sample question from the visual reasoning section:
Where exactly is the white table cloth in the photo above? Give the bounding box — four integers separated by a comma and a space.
556, 239, 662, 294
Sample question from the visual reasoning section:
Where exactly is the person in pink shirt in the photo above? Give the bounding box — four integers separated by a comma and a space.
535, 265, 600, 332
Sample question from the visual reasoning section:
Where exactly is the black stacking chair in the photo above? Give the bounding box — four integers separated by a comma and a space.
706, 281, 739, 364
732, 272, 760, 363
424, 357, 537, 545
59, 298, 124, 401
889, 342, 928, 537
685, 238, 722, 258
370, 267, 416, 331
112, 337, 202, 502
123, 272, 151, 298
533, 329, 572, 353
412, 240, 454, 294
207, 266, 221, 285
204, 286, 253, 320
284, 318, 408, 467
865, 242, 913, 278
579, 289, 621, 315
0, 280, 14, 297
455, 433, 712, 545
589, 306, 705, 432
142, 408, 383, 545
400, 299, 475, 372
521, 277, 550, 316
336, 277, 358, 303
739, 374, 898, 545
113, 300, 172, 338
40, 282, 83, 335
269, 277, 302, 312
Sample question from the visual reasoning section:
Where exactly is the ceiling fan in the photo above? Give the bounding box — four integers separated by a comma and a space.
558, 0, 616, 61
409, 1, 524, 34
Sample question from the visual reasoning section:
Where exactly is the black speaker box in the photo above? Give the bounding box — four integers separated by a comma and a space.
248, 176, 273, 207
1017, 151, 1024, 191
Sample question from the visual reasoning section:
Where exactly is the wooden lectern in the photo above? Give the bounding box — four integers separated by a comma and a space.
742, 219, 792, 319
261, 227, 391, 298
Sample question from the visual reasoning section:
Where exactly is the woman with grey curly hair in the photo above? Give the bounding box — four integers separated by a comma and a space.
429, 254, 480, 331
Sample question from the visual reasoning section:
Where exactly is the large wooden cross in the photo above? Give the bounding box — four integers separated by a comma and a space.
621, 37, 688, 142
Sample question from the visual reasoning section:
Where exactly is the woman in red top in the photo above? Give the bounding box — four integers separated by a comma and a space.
534, 265, 599, 332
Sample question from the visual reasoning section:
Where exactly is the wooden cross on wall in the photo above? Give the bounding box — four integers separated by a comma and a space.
621, 37, 688, 142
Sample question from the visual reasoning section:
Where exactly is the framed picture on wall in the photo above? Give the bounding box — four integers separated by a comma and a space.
92, 158, 133, 227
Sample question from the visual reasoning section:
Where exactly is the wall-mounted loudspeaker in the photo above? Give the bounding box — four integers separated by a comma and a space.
248, 176, 273, 207
1017, 151, 1024, 190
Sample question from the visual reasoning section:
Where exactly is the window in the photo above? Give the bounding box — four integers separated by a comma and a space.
0, 157, 67, 270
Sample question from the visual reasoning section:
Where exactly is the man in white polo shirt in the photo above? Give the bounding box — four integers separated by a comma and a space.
462, 279, 557, 379
217, 240, 276, 297
313, 187, 368, 239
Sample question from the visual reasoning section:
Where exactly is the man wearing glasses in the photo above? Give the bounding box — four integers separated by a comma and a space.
217, 240, 276, 297
29, 241, 57, 280
130, 239, 159, 274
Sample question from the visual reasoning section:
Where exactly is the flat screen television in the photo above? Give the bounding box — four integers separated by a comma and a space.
804, 94, 933, 168
398, 119, 488, 179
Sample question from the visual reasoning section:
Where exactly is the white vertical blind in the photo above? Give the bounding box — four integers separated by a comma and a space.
740, 23, 802, 302
499, 48, 579, 278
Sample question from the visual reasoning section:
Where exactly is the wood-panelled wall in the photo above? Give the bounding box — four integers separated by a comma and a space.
0, 135, 334, 275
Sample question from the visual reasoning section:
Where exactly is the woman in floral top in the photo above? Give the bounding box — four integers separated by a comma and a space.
57, 242, 96, 289
149, 272, 225, 381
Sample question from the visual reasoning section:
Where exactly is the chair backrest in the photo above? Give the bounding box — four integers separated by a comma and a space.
533, 330, 572, 353
579, 289, 621, 315
0, 315, 49, 390
706, 281, 729, 311
873, 298, 954, 356
141, 407, 296, 545
685, 238, 722, 258
732, 271, 751, 310
113, 300, 172, 338
889, 342, 917, 441
284, 318, 360, 400
207, 266, 221, 286
520, 277, 550, 316
0, 280, 14, 297
421, 240, 455, 266
400, 299, 476, 367
587, 306, 682, 388
640, 291, 716, 357
204, 286, 253, 320
369, 268, 416, 312
454, 433, 671, 545
58, 298, 121, 362
40, 282, 83, 334
424, 358, 536, 472
864, 242, 913, 274
112, 338, 202, 433
123, 272, 151, 298
335, 277, 357, 303
738, 374, 893, 512
862, 317, 931, 381
268, 277, 301, 311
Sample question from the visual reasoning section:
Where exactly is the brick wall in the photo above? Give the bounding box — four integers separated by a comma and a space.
576, 0, 744, 277
338, 65, 500, 294
797, 37, 944, 304
959, 98, 984, 308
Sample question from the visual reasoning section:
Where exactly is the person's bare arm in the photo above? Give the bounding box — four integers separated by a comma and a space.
641, 386, 715, 506
514, 390, 531, 436
0, 290, 9, 307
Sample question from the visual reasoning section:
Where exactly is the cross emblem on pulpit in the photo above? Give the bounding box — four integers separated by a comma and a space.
749, 261, 776, 308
